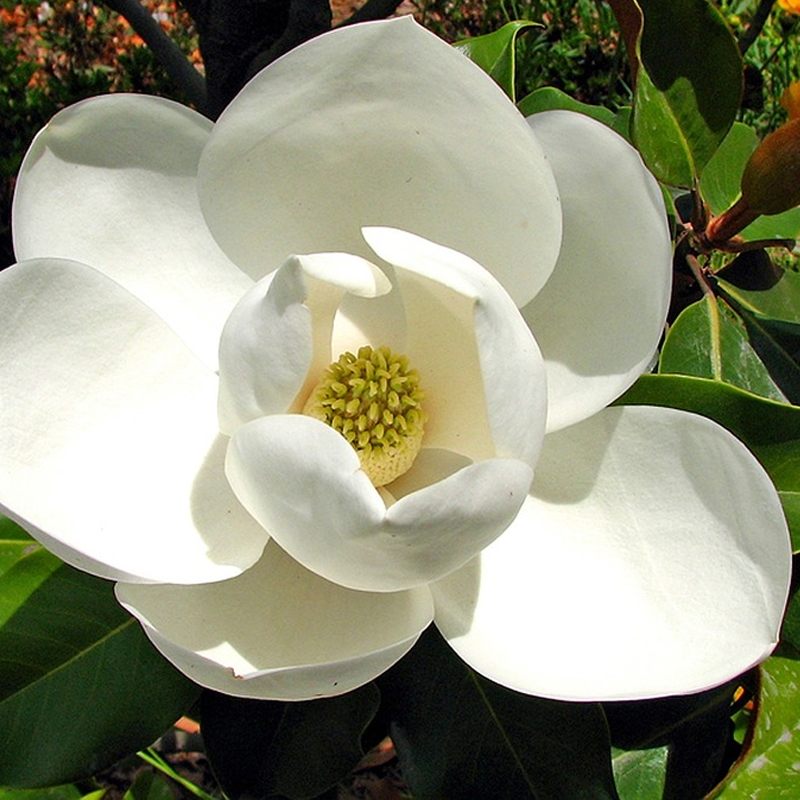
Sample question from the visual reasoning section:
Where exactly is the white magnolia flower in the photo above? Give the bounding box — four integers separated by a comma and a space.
0, 18, 791, 702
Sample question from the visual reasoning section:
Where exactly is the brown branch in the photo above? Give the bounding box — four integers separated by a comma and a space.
104, 0, 208, 112
738, 0, 775, 55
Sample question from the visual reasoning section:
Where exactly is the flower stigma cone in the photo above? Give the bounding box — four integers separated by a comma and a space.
302, 345, 426, 487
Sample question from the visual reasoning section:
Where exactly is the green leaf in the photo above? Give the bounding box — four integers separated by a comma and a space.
0, 551, 200, 788
659, 295, 787, 402
201, 684, 380, 800
632, 0, 742, 186
611, 746, 668, 799
617, 373, 800, 551
378, 627, 618, 799
710, 657, 800, 797
518, 86, 616, 126
518, 88, 632, 142
0, 786, 87, 799
0, 517, 38, 577
700, 123, 800, 241
720, 271, 800, 327
123, 772, 173, 800
606, 681, 740, 799
454, 21, 539, 103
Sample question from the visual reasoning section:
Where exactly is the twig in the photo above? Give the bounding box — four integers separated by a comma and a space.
339, 0, 406, 26
738, 0, 775, 56
104, 0, 208, 112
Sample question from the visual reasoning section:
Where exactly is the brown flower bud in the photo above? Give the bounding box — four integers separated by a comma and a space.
740, 118, 800, 215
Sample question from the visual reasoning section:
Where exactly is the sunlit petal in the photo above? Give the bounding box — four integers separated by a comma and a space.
116, 541, 434, 700
364, 227, 547, 469
13, 94, 252, 370
433, 405, 791, 700
198, 17, 561, 306
522, 111, 672, 431
226, 414, 532, 592
0, 259, 267, 583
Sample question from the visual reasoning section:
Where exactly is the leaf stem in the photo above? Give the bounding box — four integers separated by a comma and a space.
137, 747, 217, 799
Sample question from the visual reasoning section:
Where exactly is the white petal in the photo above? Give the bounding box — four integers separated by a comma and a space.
12, 94, 252, 371
522, 111, 672, 432
116, 541, 434, 700
226, 414, 532, 592
217, 252, 390, 435
0, 259, 268, 583
364, 227, 547, 469
198, 17, 561, 307
433, 405, 791, 701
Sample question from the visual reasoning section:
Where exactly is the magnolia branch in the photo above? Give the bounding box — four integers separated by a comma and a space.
104, 0, 208, 112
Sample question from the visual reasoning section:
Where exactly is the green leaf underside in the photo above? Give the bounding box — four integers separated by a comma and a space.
0, 550, 200, 788
200, 684, 380, 799
454, 21, 539, 103
700, 123, 800, 241
377, 627, 618, 799
659, 295, 787, 402
710, 657, 800, 796
611, 746, 668, 798
632, 0, 741, 186
617, 374, 800, 551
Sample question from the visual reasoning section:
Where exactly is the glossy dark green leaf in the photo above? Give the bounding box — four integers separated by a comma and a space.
709, 657, 800, 797
617, 373, 800, 551
700, 122, 800, 241
0, 549, 200, 788
659, 295, 787, 401
720, 271, 800, 327
201, 683, 380, 799
377, 627, 618, 799
611, 746, 668, 799
518, 87, 616, 126
632, 0, 741, 186
123, 772, 174, 800
454, 21, 538, 102
605, 679, 740, 800
0, 786, 89, 799
718, 279, 800, 402
0, 517, 37, 576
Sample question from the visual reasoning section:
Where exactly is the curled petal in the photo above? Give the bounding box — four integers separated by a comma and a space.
198, 17, 561, 306
0, 259, 268, 583
13, 94, 251, 371
364, 227, 547, 469
433, 405, 791, 700
523, 111, 672, 432
116, 541, 434, 700
218, 252, 390, 435
226, 415, 533, 592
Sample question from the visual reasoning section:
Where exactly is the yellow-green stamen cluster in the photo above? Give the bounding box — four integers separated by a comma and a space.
303, 345, 426, 487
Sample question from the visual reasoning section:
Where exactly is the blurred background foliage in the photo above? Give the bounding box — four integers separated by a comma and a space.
2, 0, 800, 268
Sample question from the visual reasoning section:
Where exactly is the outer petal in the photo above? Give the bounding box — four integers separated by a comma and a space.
432, 405, 791, 701
218, 252, 391, 435
226, 415, 533, 592
364, 227, 547, 470
116, 541, 434, 700
0, 259, 268, 583
198, 17, 561, 307
12, 94, 252, 371
522, 111, 672, 432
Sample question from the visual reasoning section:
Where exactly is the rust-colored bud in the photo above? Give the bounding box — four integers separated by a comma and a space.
740, 118, 800, 215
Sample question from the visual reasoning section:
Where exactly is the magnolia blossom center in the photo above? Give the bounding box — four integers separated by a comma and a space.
302, 345, 426, 487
